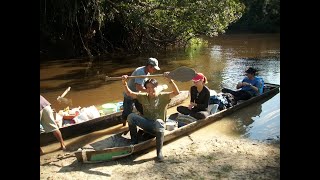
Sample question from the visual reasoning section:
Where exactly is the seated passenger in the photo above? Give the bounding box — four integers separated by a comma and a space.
177, 73, 210, 120
221, 67, 263, 102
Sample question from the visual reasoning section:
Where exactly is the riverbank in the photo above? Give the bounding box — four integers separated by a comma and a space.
40, 96, 280, 180
40, 128, 279, 180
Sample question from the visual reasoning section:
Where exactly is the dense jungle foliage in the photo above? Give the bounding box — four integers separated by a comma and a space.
40, 0, 279, 60
228, 0, 280, 32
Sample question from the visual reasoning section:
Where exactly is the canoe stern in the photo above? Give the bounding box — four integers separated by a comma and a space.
75, 146, 134, 163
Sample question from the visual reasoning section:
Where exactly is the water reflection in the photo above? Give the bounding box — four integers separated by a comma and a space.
205, 91, 279, 142
233, 101, 266, 135
243, 93, 280, 141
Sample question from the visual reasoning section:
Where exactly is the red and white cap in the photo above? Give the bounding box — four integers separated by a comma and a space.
192, 73, 207, 83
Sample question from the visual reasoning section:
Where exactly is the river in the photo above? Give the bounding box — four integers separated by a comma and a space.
40, 33, 280, 142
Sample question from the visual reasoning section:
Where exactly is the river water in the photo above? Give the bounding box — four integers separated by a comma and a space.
40, 33, 280, 142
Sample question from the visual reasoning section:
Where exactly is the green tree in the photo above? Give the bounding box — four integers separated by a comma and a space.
40, 0, 245, 59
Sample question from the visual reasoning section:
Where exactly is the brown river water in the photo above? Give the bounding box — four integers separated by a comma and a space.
40, 33, 280, 147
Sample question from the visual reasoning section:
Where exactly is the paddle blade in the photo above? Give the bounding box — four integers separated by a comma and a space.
168, 66, 197, 82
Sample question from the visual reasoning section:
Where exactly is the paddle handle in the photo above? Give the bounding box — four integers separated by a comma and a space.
57, 87, 71, 101
60, 87, 71, 98
105, 74, 164, 81
104, 66, 196, 82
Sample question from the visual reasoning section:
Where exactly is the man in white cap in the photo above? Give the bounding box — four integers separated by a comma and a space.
122, 58, 161, 125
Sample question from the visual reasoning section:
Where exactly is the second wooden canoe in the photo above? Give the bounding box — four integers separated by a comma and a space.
40, 90, 189, 146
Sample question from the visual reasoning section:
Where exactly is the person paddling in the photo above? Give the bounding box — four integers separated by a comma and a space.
121, 73, 180, 161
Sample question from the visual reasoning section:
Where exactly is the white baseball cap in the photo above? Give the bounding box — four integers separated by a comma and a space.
147, 58, 160, 70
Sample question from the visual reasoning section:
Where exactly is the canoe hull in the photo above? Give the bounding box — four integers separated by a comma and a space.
40, 112, 123, 146
75, 83, 280, 163
75, 146, 134, 163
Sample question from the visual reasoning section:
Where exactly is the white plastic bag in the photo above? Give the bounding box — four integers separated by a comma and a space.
74, 106, 100, 123
87, 106, 100, 119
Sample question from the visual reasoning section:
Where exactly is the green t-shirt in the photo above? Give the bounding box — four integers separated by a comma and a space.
137, 93, 171, 121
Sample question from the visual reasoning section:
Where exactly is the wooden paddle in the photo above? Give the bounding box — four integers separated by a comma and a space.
105, 66, 197, 82
57, 87, 71, 104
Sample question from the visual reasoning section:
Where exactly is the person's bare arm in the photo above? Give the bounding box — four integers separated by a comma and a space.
122, 75, 138, 99
168, 80, 180, 98
163, 72, 180, 98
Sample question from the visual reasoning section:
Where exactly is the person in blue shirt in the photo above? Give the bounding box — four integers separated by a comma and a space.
221, 67, 264, 102
122, 58, 161, 124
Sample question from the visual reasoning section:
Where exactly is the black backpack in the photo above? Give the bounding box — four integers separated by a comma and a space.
222, 93, 237, 108
209, 93, 237, 110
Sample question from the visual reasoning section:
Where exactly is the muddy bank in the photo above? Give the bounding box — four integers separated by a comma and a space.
40, 98, 280, 180
40, 129, 279, 180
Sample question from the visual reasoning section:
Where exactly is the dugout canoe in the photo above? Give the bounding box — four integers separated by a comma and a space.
75, 83, 280, 163
40, 90, 189, 146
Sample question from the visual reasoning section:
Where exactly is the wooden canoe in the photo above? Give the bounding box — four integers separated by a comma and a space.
75, 83, 280, 163
40, 90, 189, 146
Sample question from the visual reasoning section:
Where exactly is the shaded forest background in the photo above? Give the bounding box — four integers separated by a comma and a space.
40, 0, 279, 61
